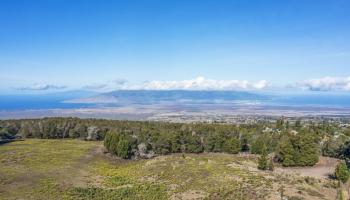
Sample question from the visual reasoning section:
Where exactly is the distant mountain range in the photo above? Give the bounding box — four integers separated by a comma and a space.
64, 90, 269, 105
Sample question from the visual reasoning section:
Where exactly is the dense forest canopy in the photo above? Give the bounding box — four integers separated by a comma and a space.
1, 117, 350, 167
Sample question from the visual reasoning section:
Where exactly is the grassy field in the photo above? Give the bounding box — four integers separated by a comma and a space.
0, 139, 340, 200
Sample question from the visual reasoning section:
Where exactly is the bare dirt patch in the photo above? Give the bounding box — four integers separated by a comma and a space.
62, 143, 106, 188
171, 190, 207, 200
275, 156, 339, 179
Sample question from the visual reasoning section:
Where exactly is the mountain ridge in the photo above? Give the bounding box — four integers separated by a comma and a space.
64, 90, 269, 104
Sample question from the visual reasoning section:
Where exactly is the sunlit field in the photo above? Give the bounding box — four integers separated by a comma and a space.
0, 139, 340, 200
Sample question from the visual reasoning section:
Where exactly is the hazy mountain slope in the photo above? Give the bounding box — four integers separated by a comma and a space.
65, 90, 269, 104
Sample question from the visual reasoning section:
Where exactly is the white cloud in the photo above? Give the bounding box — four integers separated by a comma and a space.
82, 83, 108, 90
298, 76, 350, 91
82, 79, 128, 91
113, 79, 128, 85
138, 77, 269, 90
81, 77, 269, 91
18, 84, 67, 91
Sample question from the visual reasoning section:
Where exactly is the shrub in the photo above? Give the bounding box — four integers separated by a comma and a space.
103, 130, 132, 159
223, 137, 241, 154
335, 161, 349, 183
251, 138, 265, 154
185, 134, 203, 153
116, 137, 132, 159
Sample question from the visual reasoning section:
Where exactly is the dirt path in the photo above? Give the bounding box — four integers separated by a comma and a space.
275, 156, 339, 179
60, 143, 106, 188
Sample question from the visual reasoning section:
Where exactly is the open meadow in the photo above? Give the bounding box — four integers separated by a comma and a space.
0, 139, 341, 200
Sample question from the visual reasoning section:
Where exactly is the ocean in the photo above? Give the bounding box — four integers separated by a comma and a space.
1, 92, 350, 111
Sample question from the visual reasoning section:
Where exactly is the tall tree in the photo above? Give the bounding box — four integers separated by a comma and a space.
296, 134, 319, 166
258, 144, 268, 170
277, 137, 296, 167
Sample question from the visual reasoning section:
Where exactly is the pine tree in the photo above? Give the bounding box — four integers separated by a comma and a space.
251, 138, 265, 154
278, 136, 296, 167
223, 137, 241, 154
296, 134, 319, 166
258, 144, 268, 170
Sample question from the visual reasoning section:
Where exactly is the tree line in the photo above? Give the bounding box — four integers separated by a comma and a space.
2, 117, 350, 167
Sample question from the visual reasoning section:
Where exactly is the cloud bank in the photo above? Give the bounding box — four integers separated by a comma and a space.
81, 77, 269, 91
140, 77, 268, 90
82, 83, 108, 90
18, 84, 67, 91
16, 76, 350, 92
298, 76, 350, 91
82, 79, 128, 91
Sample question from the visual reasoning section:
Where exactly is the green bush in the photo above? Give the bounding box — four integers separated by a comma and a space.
184, 134, 203, 153
335, 161, 349, 183
251, 138, 265, 154
116, 137, 132, 159
276, 134, 318, 167
223, 137, 241, 154
103, 130, 131, 159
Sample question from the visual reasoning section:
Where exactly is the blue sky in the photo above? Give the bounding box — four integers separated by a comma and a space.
0, 0, 350, 93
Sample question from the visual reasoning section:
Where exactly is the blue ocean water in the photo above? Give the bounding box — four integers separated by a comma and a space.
1, 92, 350, 110
0, 94, 95, 110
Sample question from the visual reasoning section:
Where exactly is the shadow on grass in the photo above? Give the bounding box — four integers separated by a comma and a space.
0, 139, 23, 145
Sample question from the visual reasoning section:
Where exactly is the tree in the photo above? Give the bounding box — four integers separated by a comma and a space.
285, 121, 290, 130
251, 137, 265, 154
170, 134, 181, 153
276, 118, 284, 130
295, 120, 301, 129
154, 134, 172, 155
104, 130, 115, 152
223, 137, 241, 154
341, 140, 350, 159
104, 130, 132, 158
204, 133, 225, 152
335, 161, 349, 183
276, 133, 319, 167
185, 134, 203, 153
296, 134, 319, 166
322, 137, 342, 158
277, 137, 296, 167
116, 136, 131, 159
258, 144, 268, 170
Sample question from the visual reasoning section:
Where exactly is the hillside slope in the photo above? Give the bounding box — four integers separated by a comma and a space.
0, 139, 340, 200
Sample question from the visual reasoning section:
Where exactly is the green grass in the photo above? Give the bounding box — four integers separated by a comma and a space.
0, 139, 96, 199
88, 154, 274, 199
0, 139, 338, 200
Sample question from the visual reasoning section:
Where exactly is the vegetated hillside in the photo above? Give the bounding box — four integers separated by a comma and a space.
0, 118, 350, 166
0, 139, 340, 200
1, 117, 350, 167
65, 90, 269, 104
